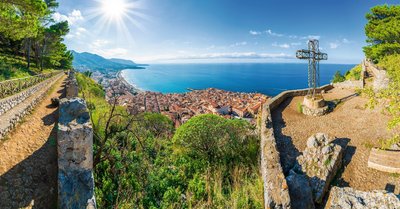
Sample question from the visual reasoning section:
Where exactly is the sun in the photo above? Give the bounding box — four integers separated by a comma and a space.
101, 0, 128, 20
88, 0, 149, 41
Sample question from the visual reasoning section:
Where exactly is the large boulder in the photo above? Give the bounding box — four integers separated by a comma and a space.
325, 187, 400, 209
296, 133, 344, 203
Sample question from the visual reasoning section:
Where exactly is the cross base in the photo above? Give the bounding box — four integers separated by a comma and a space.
302, 95, 329, 116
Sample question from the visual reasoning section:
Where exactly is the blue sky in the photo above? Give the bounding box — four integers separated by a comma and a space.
55, 0, 398, 64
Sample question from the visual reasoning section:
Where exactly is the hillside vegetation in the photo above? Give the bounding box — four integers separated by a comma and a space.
76, 73, 263, 208
331, 64, 362, 83
0, 0, 72, 81
363, 5, 400, 148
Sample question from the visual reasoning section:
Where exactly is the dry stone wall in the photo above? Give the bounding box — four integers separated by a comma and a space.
57, 72, 96, 208
0, 73, 63, 140
57, 97, 96, 209
0, 75, 61, 116
65, 71, 78, 98
333, 80, 363, 89
363, 59, 389, 91
259, 85, 335, 209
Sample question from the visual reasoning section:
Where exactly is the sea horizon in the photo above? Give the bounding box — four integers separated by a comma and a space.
121, 62, 356, 96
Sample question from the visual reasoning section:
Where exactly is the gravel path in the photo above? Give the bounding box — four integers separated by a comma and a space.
0, 75, 66, 209
272, 88, 400, 195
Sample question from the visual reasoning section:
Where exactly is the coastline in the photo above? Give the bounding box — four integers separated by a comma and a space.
117, 70, 143, 94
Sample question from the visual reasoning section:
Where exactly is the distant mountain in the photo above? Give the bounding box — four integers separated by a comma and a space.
71, 50, 143, 72
108, 58, 136, 66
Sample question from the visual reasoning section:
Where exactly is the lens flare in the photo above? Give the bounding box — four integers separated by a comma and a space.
101, 0, 128, 20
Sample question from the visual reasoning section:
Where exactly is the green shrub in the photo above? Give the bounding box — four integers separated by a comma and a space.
331, 71, 346, 83
345, 64, 362, 80
297, 102, 303, 113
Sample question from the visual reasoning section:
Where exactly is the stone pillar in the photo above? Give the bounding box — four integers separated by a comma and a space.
57, 97, 96, 208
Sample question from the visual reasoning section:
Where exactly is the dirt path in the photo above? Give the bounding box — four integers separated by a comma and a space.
272, 88, 400, 195
0, 75, 66, 209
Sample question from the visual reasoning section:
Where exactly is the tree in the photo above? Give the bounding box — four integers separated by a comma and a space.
363, 5, 400, 63
172, 114, 256, 206
0, 0, 47, 40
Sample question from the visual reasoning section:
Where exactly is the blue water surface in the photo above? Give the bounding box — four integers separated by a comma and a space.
121, 63, 355, 96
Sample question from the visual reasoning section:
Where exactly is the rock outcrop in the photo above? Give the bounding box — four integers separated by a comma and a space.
325, 186, 400, 209
296, 133, 344, 203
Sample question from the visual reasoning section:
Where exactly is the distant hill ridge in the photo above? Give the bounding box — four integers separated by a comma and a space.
71, 50, 144, 71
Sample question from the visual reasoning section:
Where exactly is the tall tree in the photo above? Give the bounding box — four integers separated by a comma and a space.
363, 4, 400, 63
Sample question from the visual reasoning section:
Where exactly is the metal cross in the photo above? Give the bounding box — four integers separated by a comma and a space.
296, 39, 328, 97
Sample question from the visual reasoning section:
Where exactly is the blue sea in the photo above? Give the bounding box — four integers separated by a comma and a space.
121, 63, 356, 96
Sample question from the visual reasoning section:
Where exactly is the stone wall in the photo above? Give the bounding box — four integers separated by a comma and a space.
260, 104, 291, 208
268, 84, 333, 111
0, 73, 63, 140
65, 71, 79, 98
57, 97, 96, 209
259, 84, 333, 208
0, 74, 61, 116
363, 59, 389, 90
57, 72, 96, 208
333, 80, 363, 89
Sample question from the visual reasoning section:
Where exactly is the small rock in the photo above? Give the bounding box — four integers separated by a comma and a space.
315, 133, 328, 145
322, 145, 333, 155
307, 136, 319, 148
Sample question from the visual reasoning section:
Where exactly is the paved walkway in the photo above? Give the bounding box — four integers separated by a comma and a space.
0, 75, 66, 209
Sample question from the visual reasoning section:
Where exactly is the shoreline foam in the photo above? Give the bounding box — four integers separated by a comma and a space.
117, 70, 143, 94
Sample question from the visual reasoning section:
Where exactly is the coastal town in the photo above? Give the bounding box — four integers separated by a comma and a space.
99, 72, 268, 126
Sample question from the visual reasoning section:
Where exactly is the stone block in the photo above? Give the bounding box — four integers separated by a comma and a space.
325, 187, 400, 209
297, 133, 344, 203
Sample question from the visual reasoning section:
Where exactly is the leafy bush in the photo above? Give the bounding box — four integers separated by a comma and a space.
345, 64, 362, 80
331, 71, 346, 83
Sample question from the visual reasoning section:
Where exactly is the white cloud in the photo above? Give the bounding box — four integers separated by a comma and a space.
300, 35, 321, 40
290, 42, 302, 46
91, 39, 110, 48
328, 38, 350, 49
280, 43, 290, 48
272, 42, 290, 48
52, 9, 83, 25
230, 41, 247, 47
141, 52, 294, 61
329, 43, 339, 49
249, 30, 262, 35
266, 29, 284, 37
206, 45, 215, 50
91, 47, 129, 58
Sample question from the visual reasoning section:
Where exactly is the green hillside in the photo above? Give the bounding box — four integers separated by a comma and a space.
72, 50, 144, 72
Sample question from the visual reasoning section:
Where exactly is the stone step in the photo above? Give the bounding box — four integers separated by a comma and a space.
367, 148, 400, 174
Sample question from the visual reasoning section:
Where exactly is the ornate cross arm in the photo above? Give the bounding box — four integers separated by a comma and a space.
296, 50, 328, 60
